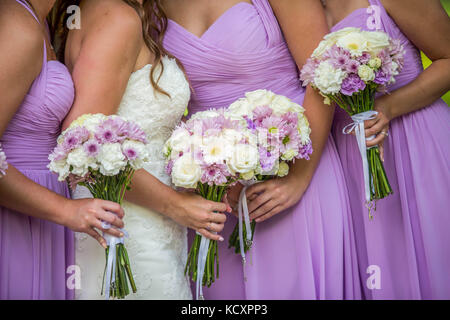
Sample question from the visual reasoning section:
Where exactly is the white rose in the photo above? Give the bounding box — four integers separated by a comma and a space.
97, 143, 127, 176
336, 31, 368, 57
312, 38, 334, 58
364, 31, 390, 53
270, 95, 293, 116
221, 129, 243, 146
297, 115, 312, 144
167, 127, 191, 156
281, 149, 298, 161
227, 98, 254, 118
245, 89, 276, 107
288, 102, 305, 114
358, 65, 375, 82
227, 144, 259, 174
171, 154, 202, 189
314, 61, 347, 95
241, 170, 255, 181
277, 161, 289, 177
189, 109, 220, 121
325, 27, 361, 43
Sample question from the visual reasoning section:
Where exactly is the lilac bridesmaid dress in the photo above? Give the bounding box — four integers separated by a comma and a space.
0, 0, 75, 299
164, 0, 361, 299
331, 0, 450, 299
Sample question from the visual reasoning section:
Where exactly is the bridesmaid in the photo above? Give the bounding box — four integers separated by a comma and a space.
163, 0, 361, 299
323, 0, 450, 299
0, 0, 124, 299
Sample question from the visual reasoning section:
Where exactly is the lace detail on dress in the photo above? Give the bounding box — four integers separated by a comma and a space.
74, 56, 192, 300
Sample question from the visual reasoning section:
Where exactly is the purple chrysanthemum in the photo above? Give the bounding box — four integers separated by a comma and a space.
200, 163, 230, 186
341, 74, 366, 96
83, 139, 100, 157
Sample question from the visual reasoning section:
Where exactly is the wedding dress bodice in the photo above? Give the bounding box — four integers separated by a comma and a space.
118, 56, 190, 184
75, 56, 192, 300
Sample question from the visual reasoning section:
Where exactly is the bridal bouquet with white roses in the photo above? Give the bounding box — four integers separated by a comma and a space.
300, 28, 405, 216
164, 108, 259, 299
0, 144, 8, 178
226, 90, 313, 256
49, 113, 150, 299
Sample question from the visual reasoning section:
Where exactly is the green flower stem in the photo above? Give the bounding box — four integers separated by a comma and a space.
80, 165, 137, 299
326, 86, 393, 215
185, 183, 227, 288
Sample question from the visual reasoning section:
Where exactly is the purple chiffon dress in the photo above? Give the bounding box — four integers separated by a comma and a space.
331, 0, 450, 299
164, 0, 362, 299
0, 0, 75, 299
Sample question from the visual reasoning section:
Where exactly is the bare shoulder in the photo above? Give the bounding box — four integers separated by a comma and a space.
0, 0, 44, 72
81, 0, 143, 38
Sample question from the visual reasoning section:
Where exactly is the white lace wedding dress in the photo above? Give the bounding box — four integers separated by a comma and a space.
73, 56, 192, 300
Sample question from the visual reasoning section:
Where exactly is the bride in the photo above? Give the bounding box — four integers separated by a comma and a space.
56, 0, 229, 299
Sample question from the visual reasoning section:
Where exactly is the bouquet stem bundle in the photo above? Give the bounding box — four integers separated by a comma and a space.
328, 84, 393, 215
81, 166, 137, 299
185, 183, 227, 291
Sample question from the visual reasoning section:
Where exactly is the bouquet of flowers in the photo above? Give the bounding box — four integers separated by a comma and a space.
226, 90, 313, 256
164, 108, 259, 299
300, 27, 404, 216
0, 144, 8, 178
48, 113, 150, 299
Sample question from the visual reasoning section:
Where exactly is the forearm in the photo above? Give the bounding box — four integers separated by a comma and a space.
288, 86, 334, 187
0, 165, 69, 225
123, 168, 180, 219
383, 58, 450, 119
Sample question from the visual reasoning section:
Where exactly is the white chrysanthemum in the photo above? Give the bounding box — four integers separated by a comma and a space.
245, 89, 276, 107
48, 159, 70, 181
66, 147, 96, 177
97, 143, 127, 176
171, 154, 202, 189
336, 31, 368, 57
201, 137, 231, 165
358, 65, 376, 82
368, 57, 382, 69
227, 144, 259, 174
313, 61, 347, 95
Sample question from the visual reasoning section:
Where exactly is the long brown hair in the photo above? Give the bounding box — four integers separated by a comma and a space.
49, 0, 183, 96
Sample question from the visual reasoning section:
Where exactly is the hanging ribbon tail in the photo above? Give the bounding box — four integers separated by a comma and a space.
342, 111, 378, 211
103, 230, 127, 300
237, 179, 258, 281
195, 234, 210, 300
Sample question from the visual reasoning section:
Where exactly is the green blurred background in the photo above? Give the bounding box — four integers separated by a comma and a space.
421, 0, 450, 105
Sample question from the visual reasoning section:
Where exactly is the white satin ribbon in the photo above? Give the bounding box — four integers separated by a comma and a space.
102, 221, 127, 300
237, 180, 258, 281
195, 233, 210, 300
342, 111, 378, 204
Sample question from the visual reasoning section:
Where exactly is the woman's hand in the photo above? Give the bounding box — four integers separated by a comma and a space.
167, 191, 229, 241
63, 198, 125, 248
246, 173, 309, 223
364, 98, 394, 161
224, 183, 244, 217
